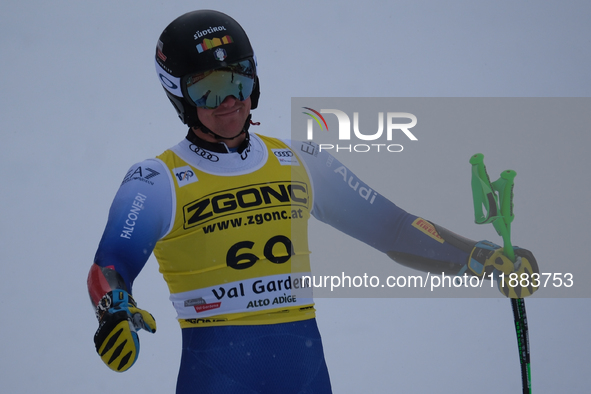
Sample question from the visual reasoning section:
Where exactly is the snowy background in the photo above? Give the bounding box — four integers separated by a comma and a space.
1, 1, 590, 393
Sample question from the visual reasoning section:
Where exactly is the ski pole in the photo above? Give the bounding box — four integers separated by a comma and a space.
469, 153, 531, 394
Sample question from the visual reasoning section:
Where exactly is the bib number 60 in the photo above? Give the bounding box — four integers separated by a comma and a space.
226, 235, 294, 270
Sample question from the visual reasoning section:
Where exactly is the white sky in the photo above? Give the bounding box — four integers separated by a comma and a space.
1, 1, 589, 392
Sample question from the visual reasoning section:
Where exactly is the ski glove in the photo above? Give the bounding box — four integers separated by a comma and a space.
467, 241, 539, 298
93, 290, 156, 372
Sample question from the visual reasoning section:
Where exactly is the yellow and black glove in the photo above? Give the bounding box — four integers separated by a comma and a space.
468, 240, 539, 298
94, 290, 156, 372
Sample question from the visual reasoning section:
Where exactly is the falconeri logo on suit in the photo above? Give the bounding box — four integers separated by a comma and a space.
173, 166, 198, 187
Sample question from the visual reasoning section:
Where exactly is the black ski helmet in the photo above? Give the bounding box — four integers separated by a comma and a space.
155, 10, 260, 128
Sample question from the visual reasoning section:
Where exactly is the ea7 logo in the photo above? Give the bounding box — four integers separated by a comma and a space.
183, 181, 309, 228
122, 166, 160, 186
303, 108, 417, 141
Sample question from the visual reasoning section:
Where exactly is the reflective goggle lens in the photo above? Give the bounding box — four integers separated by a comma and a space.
185, 59, 255, 109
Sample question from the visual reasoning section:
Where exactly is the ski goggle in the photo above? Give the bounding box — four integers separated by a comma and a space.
183, 59, 256, 109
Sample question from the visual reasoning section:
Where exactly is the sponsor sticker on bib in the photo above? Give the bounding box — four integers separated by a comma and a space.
272, 149, 299, 166
173, 166, 199, 187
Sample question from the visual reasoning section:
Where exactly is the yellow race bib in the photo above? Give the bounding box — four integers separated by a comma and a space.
154, 135, 316, 327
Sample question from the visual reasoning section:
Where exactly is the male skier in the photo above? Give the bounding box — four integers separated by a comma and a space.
88, 10, 539, 394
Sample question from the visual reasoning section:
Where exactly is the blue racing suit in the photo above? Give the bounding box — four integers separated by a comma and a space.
88, 130, 476, 393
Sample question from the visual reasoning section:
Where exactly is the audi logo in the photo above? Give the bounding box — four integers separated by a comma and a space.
189, 145, 220, 162
273, 150, 294, 158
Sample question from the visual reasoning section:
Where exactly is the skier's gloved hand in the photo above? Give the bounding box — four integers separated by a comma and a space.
93, 290, 156, 372
467, 241, 539, 298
